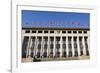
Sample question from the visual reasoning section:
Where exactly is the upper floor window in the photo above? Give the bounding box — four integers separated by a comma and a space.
62, 31, 66, 34
32, 30, 36, 33
73, 31, 77, 34
25, 30, 30, 33
84, 31, 87, 34
44, 30, 48, 33
38, 30, 42, 33
78, 31, 82, 34
68, 31, 71, 34
50, 30, 54, 33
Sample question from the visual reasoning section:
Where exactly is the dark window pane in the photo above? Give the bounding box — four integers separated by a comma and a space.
32, 31, 36, 33
86, 50, 89, 56
68, 31, 71, 33
50, 44, 53, 49
38, 44, 41, 49
78, 31, 82, 34
84, 31, 87, 34
37, 52, 40, 58
80, 51, 83, 56
38, 31, 42, 33
68, 44, 72, 49
25, 30, 30, 33
73, 31, 77, 34
30, 52, 34, 57
62, 51, 66, 57
56, 44, 60, 49
62, 31, 66, 33
74, 51, 78, 57
44, 44, 47, 49
63, 44, 66, 49
44, 31, 48, 33
68, 51, 72, 57
50, 31, 54, 33
43, 52, 47, 57
50, 37, 54, 41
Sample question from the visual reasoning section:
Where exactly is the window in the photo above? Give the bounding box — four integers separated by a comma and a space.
32, 30, 36, 33
62, 31, 66, 34
84, 31, 87, 34
30, 52, 34, 57
68, 51, 72, 57
44, 44, 47, 49
43, 52, 47, 58
56, 37, 60, 41
44, 37, 48, 42
38, 30, 42, 33
25, 30, 30, 33
62, 37, 66, 42
78, 31, 82, 34
68, 31, 71, 33
62, 51, 66, 57
74, 51, 78, 57
44, 30, 48, 33
50, 30, 54, 33
37, 52, 40, 58
73, 31, 77, 34
50, 44, 53, 49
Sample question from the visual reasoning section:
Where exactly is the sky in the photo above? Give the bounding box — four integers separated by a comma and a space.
22, 10, 90, 28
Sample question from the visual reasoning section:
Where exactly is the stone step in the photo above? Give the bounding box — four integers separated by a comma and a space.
22, 56, 90, 62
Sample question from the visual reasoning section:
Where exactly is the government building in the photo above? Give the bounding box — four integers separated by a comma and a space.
21, 10, 90, 62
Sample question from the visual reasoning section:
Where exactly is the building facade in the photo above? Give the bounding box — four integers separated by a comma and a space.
22, 28, 90, 62
21, 10, 90, 62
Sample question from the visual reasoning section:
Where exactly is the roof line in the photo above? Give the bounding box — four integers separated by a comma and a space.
22, 27, 90, 30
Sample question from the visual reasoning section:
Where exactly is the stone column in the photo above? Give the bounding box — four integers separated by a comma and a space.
82, 36, 86, 56
29, 37, 32, 57
27, 36, 31, 57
